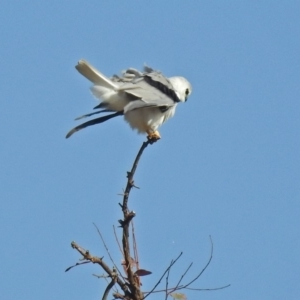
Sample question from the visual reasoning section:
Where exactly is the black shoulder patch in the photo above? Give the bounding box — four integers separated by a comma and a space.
144, 75, 180, 103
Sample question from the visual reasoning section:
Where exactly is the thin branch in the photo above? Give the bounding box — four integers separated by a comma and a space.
178, 236, 214, 290
144, 237, 229, 297
122, 140, 151, 214
93, 223, 125, 282
145, 283, 230, 295
93, 273, 120, 296
93, 274, 110, 279
185, 284, 231, 291
120, 140, 152, 300
65, 261, 91, 272
164, 259, 172, 300
113, 292, 126, 299
132, 220, 140, 270
70, 241, 129, 295
143, 252, 183, 299
169, 262, 193, 294
113, 225, 124, 257
102, 268, 118, 300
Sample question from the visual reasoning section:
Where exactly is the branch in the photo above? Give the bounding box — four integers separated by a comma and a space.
132, 220, 140, 271
102, 268, 118, 300
144, 237, 230, 297
113, 225, 124, 256
169, 262, 193, 294
70, 241, 129, 295
143, 252, 183, 299
185, 284, 231, 291
93, 223, 126, 283
120, 140, 152, 300
122, 140, 151, 214
164, 259, 172, 300
65, 260, 91, 272
178, 236, 213, 290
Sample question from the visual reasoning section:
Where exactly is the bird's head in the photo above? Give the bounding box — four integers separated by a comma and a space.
169, 76, 192, 102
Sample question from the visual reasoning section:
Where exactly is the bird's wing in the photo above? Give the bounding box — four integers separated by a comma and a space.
115, 68, 179, 113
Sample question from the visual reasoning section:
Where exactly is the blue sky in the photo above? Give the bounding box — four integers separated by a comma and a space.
1, 1, 299, 299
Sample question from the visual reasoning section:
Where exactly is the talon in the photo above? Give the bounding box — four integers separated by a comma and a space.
147, 130, 161, 142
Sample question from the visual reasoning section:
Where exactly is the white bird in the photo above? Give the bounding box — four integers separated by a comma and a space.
66, 60, 192, 141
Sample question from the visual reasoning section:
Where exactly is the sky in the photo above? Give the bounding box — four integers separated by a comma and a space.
1, 1, 299, 299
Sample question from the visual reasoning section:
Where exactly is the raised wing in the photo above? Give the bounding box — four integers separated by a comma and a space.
114, 67, 179, 112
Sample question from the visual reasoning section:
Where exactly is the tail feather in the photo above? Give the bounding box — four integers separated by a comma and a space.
75, 60, 118, 89
93, 102, 107, 110
74, 109, 113, 120
66, 111, 123, 138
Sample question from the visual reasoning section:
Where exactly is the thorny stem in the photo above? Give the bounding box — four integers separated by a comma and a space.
68, 140, 230, 299
121, 140, 151, 300
122, 140, 151, 214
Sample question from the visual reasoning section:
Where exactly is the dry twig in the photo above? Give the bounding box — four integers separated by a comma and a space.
67, 140, 230, 299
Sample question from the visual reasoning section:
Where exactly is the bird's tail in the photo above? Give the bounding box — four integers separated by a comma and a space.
76, 60, 126, 111
75, 60, 118, 89
66, 111, 123, 139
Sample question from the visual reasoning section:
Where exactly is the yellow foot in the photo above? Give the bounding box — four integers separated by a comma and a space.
147, 130, 161, 143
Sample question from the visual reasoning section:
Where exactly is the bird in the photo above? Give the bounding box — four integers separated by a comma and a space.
66, 60, 192, 141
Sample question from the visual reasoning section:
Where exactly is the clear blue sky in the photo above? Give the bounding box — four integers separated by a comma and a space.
1, 1, 299, 299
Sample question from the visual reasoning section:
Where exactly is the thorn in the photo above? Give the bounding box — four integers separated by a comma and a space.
132, 183, 140, 189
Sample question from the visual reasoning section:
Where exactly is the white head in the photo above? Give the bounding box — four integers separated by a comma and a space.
169, 76, 192, 102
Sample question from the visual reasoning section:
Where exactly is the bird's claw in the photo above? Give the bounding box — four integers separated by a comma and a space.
147, 131, 161, 143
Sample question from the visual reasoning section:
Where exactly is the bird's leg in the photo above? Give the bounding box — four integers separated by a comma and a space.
147, 130, 161, 143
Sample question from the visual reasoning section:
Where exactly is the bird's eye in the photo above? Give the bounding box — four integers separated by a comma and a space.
185, 89, 189, 96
